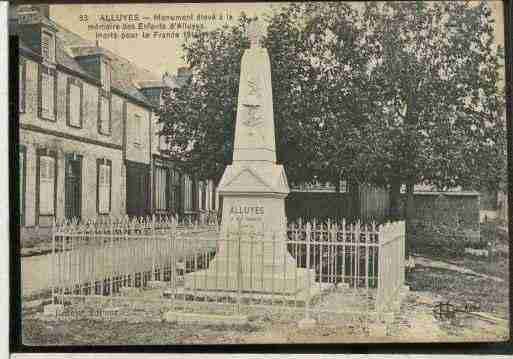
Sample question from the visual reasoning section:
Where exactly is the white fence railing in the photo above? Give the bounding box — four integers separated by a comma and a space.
50, 216, 405, 320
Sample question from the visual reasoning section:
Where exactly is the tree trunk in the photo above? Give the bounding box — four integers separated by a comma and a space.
405, 182, 415, 259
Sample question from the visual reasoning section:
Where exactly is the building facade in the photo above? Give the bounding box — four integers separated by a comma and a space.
14, 5, 217, 231
146, 69, 218, 222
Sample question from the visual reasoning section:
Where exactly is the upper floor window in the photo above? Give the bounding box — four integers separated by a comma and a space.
39, 66, 56, 121
101, 60, 111, 93
41, 31, 55, 63
67, 78, 83, 128
98, 95, 110, 135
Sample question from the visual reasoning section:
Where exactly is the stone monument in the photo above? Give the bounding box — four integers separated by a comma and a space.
184, 20, 315, 295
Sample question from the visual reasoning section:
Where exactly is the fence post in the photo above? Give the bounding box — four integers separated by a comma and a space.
305, 221, 312, 320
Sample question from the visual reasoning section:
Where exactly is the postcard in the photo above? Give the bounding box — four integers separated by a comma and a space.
11, 1, 509, 347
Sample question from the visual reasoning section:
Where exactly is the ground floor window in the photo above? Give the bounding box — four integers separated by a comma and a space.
169, 169, 181, 214
183, 174, 193, 212
126, 161, 150, 217
154, 166, 168, 211
199, 181, 206, 210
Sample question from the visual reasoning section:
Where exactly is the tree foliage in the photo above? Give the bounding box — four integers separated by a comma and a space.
159, 1, 506, 195
362, 1, 506, 193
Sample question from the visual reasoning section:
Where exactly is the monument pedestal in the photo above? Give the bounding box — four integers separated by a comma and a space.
184, 164, 314, 295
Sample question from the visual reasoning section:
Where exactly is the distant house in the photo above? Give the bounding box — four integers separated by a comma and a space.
13, 5, 217, 230
146, 68, 218, 221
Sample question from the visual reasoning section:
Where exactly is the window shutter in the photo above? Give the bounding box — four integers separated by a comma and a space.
99, 96, 110, 134
19, 149, 24, 214
68, 82, 81, 127
98, 163, 110, 213
41, 33, 49, 60
39, 156, 55, 215
19, 62, 25, 112
41, 70, 55, 120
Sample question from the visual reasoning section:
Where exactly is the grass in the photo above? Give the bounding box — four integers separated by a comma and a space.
408, 241, 509, 320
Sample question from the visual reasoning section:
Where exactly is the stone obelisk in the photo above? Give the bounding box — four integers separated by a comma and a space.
184, 20, 314, 295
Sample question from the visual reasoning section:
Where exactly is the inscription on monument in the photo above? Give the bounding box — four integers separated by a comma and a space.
230, 205, 264, 215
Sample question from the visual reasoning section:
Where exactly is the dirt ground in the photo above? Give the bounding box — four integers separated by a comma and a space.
21, 250, 509, 345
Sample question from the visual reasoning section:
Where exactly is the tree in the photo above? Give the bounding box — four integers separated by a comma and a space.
158, 3, 378, 188
361, 1, 506, 251
159, 2, 506, 243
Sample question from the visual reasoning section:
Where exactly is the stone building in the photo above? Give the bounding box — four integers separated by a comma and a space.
13, 5, 217, 232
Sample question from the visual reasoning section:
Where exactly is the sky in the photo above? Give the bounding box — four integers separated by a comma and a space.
50, 1, 505, 80
50, 3, 277, 78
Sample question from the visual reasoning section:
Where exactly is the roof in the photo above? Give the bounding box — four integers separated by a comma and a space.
15, 13, 160, 109
55, 21, 160, 107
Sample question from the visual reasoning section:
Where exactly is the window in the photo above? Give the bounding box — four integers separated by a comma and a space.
183, 174, 192, 212
339, 180, 348, 193
19, 61, 25, 113
98, 96, 110, 135
212, 182, 217, 211
170, 169, 181, 213
67, 79, 82, 128
97, 159, 112, 214
19, 146, 26, 224
134, 114, 142, 145
159, 134, 168, 151
101, 60, 111, 93
199, 181, 206, 211
40, 66, 55, 120
155, 166, 168, 211
41, 31, 55, 63
205, 180, 211, 211
38, 154, 56, 216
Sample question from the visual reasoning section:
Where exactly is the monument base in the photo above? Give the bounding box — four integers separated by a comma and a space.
179, 282, 335, 305
184, 267, 316, 295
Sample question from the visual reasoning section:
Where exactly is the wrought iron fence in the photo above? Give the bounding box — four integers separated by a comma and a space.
49, 215, 405, 321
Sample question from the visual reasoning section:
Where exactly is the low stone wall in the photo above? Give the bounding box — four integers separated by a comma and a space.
403, 192, 481, 255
